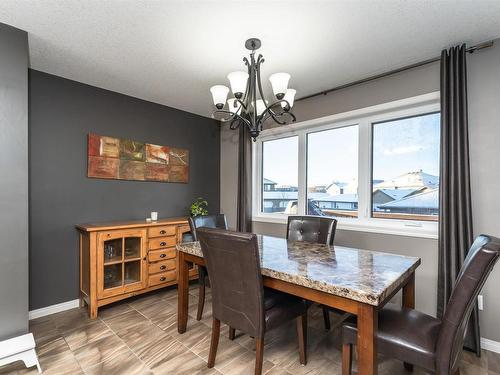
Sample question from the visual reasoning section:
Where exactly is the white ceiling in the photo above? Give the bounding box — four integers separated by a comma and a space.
1, 1, 500, 118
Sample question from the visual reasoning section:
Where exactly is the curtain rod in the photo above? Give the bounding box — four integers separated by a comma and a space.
297, 40, 494, 102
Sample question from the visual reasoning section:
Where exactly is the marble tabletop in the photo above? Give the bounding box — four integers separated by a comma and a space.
177, 235, 421, 306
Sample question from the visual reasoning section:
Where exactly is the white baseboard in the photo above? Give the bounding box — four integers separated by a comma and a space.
29, 299, 79, 320
481, 337, 500, 354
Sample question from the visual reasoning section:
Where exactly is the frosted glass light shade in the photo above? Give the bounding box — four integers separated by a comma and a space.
255, 99, 268, 116
269, 72, 290, 98
227, 71, 248, 97
210, 85, 229, 108
227, 98, 242, 115
281, 89, 297, 109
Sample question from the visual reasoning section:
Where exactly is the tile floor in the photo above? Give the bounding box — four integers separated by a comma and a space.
1, 284, 499, 374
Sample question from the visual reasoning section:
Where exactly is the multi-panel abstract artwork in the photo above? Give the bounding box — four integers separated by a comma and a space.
88, 134, 189, 183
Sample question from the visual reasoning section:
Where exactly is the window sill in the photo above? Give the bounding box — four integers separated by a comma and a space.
251, 215, 438, 240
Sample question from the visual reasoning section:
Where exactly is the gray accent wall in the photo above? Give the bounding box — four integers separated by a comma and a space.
0, 23, 29, 340
221, 39, 500, 342
29, 70, 220, 310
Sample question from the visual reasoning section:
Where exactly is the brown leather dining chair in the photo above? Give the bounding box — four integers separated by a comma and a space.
287, 215, 339, 330
197, 227, 308, 375
188, 214, 228, 321
341, 234, 500, 375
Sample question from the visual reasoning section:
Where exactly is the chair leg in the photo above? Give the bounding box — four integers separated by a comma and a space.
229, 327, 236, 340
196, 279, 205, 321
322, 306, 331, 330
296, 314, 307, 365
342, 343, 353, 375
208, 318, 220, 368
255, 337, 265, 375
404, 362, 414, 372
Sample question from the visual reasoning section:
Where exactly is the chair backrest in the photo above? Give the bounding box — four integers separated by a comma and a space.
436, 235, 500, 374
196, 227, 265, 338
188, 214, 228, 241
286, 215, 337, 245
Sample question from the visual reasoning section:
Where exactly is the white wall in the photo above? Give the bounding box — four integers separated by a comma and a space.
468, 40, 500, 342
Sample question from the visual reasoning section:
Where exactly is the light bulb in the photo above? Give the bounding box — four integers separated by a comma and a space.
227, 98, 242, 115
210, 85, 229, 109
227, 71, 248, 99
281, 89, 296, 110
269, 72, 290, 99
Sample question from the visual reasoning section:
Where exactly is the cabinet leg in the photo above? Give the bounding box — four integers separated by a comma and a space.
89, 304, 98, 319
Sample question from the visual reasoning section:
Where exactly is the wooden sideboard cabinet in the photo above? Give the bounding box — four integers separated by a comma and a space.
76, 217, 196, 318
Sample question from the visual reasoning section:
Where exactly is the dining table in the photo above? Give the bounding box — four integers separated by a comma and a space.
176, 234, 421, 375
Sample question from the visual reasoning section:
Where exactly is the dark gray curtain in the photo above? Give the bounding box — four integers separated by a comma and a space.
438, 44, 480, 355
237, 124, 252, 232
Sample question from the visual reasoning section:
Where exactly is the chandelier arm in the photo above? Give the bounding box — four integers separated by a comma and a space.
260, 104, 297, 125
260, 108, 288, 125
256, 54, 264, 66
212, 109, 236, 121
241, 59, 251, 104
235, 98, 248, 111
216, 110, 252, 127
258, 99, 291, 123
268, 99, 292, 111
250, 51, 258, 126
256, 58, 267, 103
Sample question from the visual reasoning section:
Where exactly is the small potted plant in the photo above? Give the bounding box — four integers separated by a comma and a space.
190, 197, 208, 217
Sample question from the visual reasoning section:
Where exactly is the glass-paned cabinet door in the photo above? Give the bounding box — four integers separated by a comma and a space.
104, 263, 122, 289
104, 238, 122, 263
124, 237, 141, 260
124, 261, 141, 285
97, 229, 147, 299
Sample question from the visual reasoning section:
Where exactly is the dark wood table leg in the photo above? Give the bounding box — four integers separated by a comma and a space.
357, 303, 378, 375
177, 250, 189, 333
402, 272, 416, 371
402, 272, 415, 309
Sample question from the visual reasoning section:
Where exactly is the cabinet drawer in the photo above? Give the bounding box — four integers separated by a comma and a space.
149, 259, 176, 274
149, 248, 176, 262
149, 236, 176, 250
148, 225, 176, 238
149, 270, 176, 287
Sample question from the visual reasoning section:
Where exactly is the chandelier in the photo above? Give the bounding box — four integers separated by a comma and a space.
209, 38, 296, 141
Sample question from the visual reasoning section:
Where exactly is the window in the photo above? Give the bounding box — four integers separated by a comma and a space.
372, 113, 440, 221
253, 92, 440, 238
307, 125, 359, 218
261, 136, 298, 214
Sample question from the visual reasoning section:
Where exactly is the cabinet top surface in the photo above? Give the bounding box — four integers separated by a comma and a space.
76, 217, 189, 232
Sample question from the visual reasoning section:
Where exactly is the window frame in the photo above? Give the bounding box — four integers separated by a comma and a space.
252, 92, 440, 239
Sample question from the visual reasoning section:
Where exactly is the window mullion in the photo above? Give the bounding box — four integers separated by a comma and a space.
357, 119, 372, 221
297, 131, 307, 215
252, 139, 262, 217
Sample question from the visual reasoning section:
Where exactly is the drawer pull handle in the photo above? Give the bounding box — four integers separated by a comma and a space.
160, 253, 166, 258
160, 230, 166, 234
160, 277, 166, 282
160, 265, 166, 270
160, 242, 167, 246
